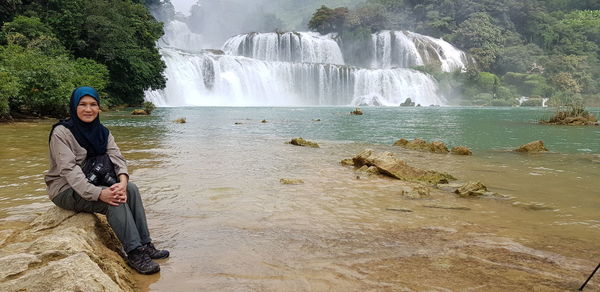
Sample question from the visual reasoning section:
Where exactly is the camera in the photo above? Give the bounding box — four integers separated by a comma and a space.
85, 161, 117, 186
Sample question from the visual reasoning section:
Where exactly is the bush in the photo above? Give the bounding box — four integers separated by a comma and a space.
143, 101, 156, 114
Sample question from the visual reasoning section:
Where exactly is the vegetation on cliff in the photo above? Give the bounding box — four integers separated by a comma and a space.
0, 0, 165, 120
308, 1, 600, 108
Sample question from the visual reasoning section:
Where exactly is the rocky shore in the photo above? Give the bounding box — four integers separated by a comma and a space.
0, 207, 135, 291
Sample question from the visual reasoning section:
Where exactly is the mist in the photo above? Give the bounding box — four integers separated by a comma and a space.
162, 0, 364, 49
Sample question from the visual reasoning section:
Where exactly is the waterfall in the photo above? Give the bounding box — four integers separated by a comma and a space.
145, 48, 442, 106
222, 32, 344, 65
370, 31, 467, 72
145, 17, 463, 106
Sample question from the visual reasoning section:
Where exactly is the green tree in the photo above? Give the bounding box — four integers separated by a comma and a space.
0, 45, 108, 118
452, 12, 506, 71
308, 6, 349, 34
21, 0, 166, 105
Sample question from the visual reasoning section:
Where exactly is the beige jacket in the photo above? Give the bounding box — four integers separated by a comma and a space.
45, 125, 128, 201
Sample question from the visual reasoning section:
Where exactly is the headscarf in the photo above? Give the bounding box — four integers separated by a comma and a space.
50, 87, 109, 157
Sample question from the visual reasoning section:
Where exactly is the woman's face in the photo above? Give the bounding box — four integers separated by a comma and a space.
76, 95, 100, 123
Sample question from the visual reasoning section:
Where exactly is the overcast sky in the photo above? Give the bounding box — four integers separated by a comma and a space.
170, 0, 196, 14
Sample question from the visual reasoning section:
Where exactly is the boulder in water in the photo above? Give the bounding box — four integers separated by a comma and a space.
131, 109, 148, 115
514, 140, 548, 153
393, 138, 409, 146
340, 158, 354, 166
451, 146, 472, 155
400, 98, 415, 107
394, 138, 449, 154
350, 108, 363, 115
290, 137, 320, 148
430, 141, 450, 154
352, 149, 454, 184
454, 181, 488, 197
173, 117, 186, 123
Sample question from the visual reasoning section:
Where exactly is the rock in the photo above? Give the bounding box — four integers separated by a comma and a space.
350, 108, 363, 115
402, 186, 431, 199
0, 253, 123, 292
514, 140, 548, 153
261, 119, 267, 123
290, 137, 319, 148
394, 138, 449, 154
352, 149, 454, 184
173, 117, 186, 123
234, 122, 243, 125
0, 253, 41, 279
280, 178, 304, 185
131, 109, 148, 115
430, 141, 450, 154
29, 207, 76, 232
0, 206, 135, 291
454, 181, 488, 197
366, 166, 379, 175
358, 165, 369, 172
400, 98, 415, 107
392, 138, 409, 146
451, 146, 472, 155
340, 158, 354, 166
313, 119, 321, 122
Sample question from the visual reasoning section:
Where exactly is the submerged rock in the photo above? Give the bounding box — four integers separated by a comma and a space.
451, 146, 472, 155
0, 206, 134, 291
261, 119, 267, 123
514, 140, 548, 153
340, 158, 354, 166
393, 138, 449, 154
454, 181, 488, 197
401, 186, 431, 199
352, 149, 454, 184
280, 178, 304, 185
173, 117, 186, 123
289, 137, 320, 148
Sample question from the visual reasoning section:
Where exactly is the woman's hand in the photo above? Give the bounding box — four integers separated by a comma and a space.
99, 188, 125, 206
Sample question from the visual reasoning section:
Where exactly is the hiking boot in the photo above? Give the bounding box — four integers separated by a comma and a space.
127, 248, 160, 275
142, 242, 170, 259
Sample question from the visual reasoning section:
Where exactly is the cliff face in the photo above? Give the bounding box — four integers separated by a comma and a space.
0, 206, 135, 291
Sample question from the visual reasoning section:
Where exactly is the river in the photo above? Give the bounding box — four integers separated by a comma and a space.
1, 106, 599, 291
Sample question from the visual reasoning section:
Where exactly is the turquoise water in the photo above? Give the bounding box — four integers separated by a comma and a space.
104, 106, 600, 154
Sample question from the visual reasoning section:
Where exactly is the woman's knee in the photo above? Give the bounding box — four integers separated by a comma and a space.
126, 182, 139, 193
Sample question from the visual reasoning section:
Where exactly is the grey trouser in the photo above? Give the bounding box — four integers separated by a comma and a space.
51, 182, 152, 253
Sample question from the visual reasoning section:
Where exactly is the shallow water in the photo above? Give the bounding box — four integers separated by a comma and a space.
1, 107, 599, 290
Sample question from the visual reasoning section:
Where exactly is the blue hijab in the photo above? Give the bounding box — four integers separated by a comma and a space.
51, 87, 109, 157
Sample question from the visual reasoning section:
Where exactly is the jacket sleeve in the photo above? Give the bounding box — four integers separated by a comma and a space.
50, 129, 103, 201
106, 132, 129, 178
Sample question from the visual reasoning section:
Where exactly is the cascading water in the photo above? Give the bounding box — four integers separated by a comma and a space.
146, 16, 467, 106
145, 48, 444, 106
370, 31, 467, 72
222, 32, 344, 65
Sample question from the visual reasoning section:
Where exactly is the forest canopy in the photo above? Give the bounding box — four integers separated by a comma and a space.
0, 0, 165, 120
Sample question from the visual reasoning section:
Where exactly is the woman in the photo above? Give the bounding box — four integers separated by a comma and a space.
45, 86, 169, 275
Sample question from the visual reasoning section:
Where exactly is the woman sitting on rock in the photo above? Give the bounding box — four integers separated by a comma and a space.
45, 86, 169, 275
